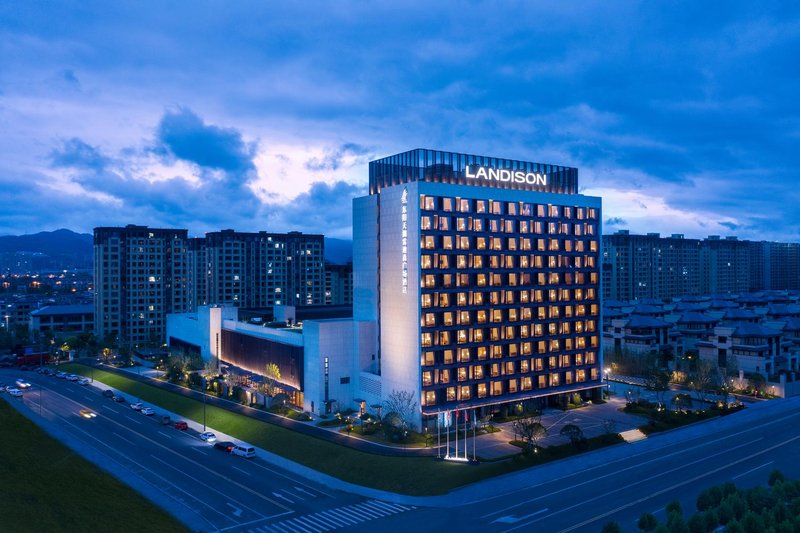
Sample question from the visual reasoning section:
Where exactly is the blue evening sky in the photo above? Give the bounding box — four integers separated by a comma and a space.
1, 1, 798, 240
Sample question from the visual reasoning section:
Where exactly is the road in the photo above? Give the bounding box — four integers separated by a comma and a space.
5, 367, 800, 533
1, 368, 414, 533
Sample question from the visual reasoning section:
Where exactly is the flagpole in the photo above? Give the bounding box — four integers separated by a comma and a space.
472, 408, 476, 462
437, 412, 441, 459
454, 409, 458, 459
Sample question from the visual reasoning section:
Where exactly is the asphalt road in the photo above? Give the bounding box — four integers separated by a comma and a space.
368, 396, 800, 532
1, 368, 415, 533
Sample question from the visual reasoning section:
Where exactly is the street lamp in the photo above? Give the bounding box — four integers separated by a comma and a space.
604, 367, 610, 393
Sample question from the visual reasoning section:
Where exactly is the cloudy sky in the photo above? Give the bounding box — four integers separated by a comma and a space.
1, 1, 798, 240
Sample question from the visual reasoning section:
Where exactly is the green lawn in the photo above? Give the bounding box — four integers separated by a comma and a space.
63, 363, 596, 495
0, 398, 186, 533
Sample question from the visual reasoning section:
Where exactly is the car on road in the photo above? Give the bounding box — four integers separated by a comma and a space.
66, 374, 80, 382
79, 409, 97, 419
56, 372, 67, 379
15, 379, 31, 389
199, 432, 217, 443
232, 444, 256, 458
213, 441, 235, 452
140, 407, 155, 416
174, 421, 188, 430
78, 378, 90, 386
112, 395, 126, 403
102, 389, 114, 398
8, 388, 23, 397
130, 402, 143, 411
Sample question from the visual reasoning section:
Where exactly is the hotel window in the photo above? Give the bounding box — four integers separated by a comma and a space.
423, 236, 435, 249
423, 391, 436, 406
439, 331, 451, 345
458, 198, 470, 212
438, 216, 450, 231
576, 369, 586, 382
520, 359, 530, 373
442, 198, 453, 212
423, 352, 435, 366
476, 237, 487, 250
491, 345, 503, 358
474, 218, 483, 231
421, 217, 432, 230
549, 205, 560, 217
491, 381, 503, 396
473, 365, 484, 380
507, 202, 517, 215
561, 354, 571, 367
443, 236, 453, 250
474, 328, 484, 342
423, 196, 436, 210
457, 328, 468, 344
476, 200, 487, 213
504, 361, 515, 374
522, 342, 533, 355
459, 236, 470, 249
491, 237, 503, 251
423, 313, 436, 327
444, 350, 455, 364
520, 256, 529, 269
477, 346, 488, 360
441, 369, 451, 383
473, 255, 484, 268
505, 220, 515, 232
447, 387, 456, 401
459, 310, 471, 324
460, 386, 471, 400
456, 255, 467, 269
534, 256, 543, 268
505, 291, 515, 304
521, 377, 532, 391
477, 383, 487, 398
577, 207, 584, 219
508, 308, 518, 322
439, 293, 451, 307
565, 371, 573, 385
457, 217, 468, 231
477, 274, 487, 287
421, 255, 432, 269
421, 333, 433, 347
490, 200, 503, 215
442, 312, 454, 326
534, 358, 544, 371
537, 204, 546, 217
538, 375, 547, 388
591, 368, 599, 380
508, 379, 518, 394
505, 326, 515, 339
476, 310, 487, 323
489, 219, 499, 232
422, 371, 433, 386
586, 351, 596, 364
507, 238, 518, 251
474, 292, 484, 305
423, 274, 436, 288
438, 255, 449, 269
457, 292, 468, 306
550, 373, 560, 387
457, 367, 468, 382
520, 221, 529, 234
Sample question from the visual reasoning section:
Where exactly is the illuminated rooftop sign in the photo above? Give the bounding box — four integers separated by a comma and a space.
465, 165, 547, 187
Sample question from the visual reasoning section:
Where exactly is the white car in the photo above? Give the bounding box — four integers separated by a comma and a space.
130, 403, 143, 411
199, 431, 217, 443
78, 378, 90, 386
15, 380, 31, 389
8, 388, 23, 397
66, 374, 79, 382
140, 407, 155, 416
232, 444, 255, 458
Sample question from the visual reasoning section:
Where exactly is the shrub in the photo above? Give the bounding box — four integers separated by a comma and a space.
769, 469, 785, 486
666, 500, 682, 515
600, 521, 621, 533
687, 513, 705, 533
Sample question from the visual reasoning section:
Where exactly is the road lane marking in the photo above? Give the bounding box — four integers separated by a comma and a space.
113, 432, 136, 445
232, 465, 251, 476
249, 460, 335, 499
295, 486, 317, 498
732, 460, 774, 480
226, 502, 243, 517
124, 415, 142, 425
190, 447, 208, 455
493, 508, 549, 524
216, 510, 295, 533
509, 433, 800, 533
272, 492, 294, 503
158, 431, 173, 439
477, 407, 800, 513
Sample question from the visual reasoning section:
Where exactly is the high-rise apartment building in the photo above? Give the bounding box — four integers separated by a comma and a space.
355, 149, 603, 427
603, 232, 800, 301
191, 230, 325, 308
324, 262, 353, 305
96, 226, 325, 347
94, 225, 191, 347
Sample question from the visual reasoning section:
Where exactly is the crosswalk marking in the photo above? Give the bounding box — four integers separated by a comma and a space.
262, 500, 413, 532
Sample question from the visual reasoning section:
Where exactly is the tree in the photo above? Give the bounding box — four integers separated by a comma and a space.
383, 389, 418, 432
512, 415, 547, 454
262, 362, 281, 397
688, 359, 716, 403
748, 373, 767, 396
202, 359, 218, 381
601, 521, 621, 533
559, 423, 585, 447
644, 365, 671, 406
638, 512, 658, 531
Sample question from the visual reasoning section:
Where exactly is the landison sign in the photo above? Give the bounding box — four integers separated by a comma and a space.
465, 165, 547, 187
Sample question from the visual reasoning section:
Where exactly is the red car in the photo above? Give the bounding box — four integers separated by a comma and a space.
174, 421, 188, 430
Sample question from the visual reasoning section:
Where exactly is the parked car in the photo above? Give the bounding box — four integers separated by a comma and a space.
56, 372, 67, 379
232, 444, 255, 458
174, 421, 189, 430
130, 402, 143, 411
160, 415, 172, 425
112, 395, 126, 403
15, 380, 31, 389
78, 378, 90, 386
8, 388, 23, 397
199, 432, 217, 443
66, 374, 79, 382
213, 441, 235, 452
141, 407, 155, 416
102, 389, 114, 398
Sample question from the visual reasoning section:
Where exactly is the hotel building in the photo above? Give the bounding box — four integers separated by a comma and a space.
355, 149, 603, 427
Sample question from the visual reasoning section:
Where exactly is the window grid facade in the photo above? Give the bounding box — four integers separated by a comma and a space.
417, 195, 601, 409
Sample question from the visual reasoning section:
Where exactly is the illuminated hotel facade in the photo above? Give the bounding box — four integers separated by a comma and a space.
354, 149, 603, 429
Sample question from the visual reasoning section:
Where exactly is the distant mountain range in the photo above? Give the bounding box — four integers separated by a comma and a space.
0, 229, 353, 272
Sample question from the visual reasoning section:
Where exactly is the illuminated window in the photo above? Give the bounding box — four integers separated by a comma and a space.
535, 358, 544, 371
550, 373, 560, 387
577, 369, 586, 382
421, 255, 432, 269
565, 372, 573, 385
477, 383, 487, 398
477, 346, 488, 360
473, 255, 483, 268
439, 255, 450, 269
443, 236, 453, 250
422, 372, 433, 386
439, 331, 451, 345
474, 218, 483, 231
460, 385, 471, 400
491, 381, 503, 396
476, 200, 486, 213
521, 377, 532, 391
441, 369, 451, 383
422, 352, 435, 366
447, 387, 456, 401
458, 198, 470, 212
504, 361, 515, 374
457, 367, 468, 382
421, 333, 433, 347
508, 379, 518, 394
424, 390, 436, 406
520, 359, 530, 373
423, 313, 436, 327
444, 350, 454, 364
423, 196, 435, 210
438, 216, 450, 231
421, 216, 432, 230
442, 198, 453, 212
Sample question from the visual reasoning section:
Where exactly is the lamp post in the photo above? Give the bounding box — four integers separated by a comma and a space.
604, 367, 610, 394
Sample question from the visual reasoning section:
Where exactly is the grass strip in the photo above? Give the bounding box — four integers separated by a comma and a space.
0, 398, 187, 533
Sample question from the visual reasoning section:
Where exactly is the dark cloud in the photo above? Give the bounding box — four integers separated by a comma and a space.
61, 69, 80, 86
605, 217, 626, 226
719, 221, 739, 231
155, 107, 256, 174
268, 181, 366, 238
305, 143, 371, 171
49, 138, 110, 171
